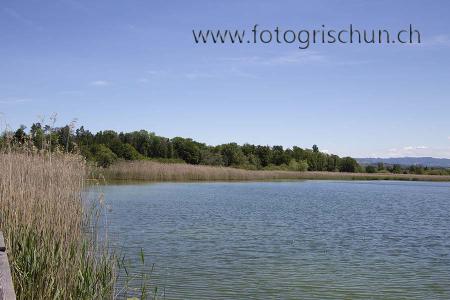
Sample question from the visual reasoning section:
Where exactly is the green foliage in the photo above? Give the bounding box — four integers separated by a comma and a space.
365, 165, 377, 173
339, 157, 359, 173
110, 142, 142, 160
90, 144, 118, 167
220, 143, 246, 166
5, 122, 450, 176
14, 125, 27, 144
172, 137, 202, 164
391, 164, 403, 174
408, 165, 424, 175
0, 123, 374, 174
288, 159, 309, 171
312, 144, 319, 153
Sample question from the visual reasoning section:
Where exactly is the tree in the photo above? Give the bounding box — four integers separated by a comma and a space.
271, 145, 290, 165
339, 157, 358, 173
365, 165, 377, 173
220, 143, 246, 166
109, 141, 141, 160
288, 159, 308, 171
255, 145, 271, 167
326, 155, 339, 172
392, 164, 402, 174
90, 144, 118, 167
409, 165, 424, 175
5, 123, 364, 173
200, 149, 224, 166
30, 123, 45, 149
172, 137, 201, 164
14, 125, 27, 144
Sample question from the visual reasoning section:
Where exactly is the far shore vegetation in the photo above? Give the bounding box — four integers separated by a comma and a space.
2, 121, 450, 182
101, 160, 450, 182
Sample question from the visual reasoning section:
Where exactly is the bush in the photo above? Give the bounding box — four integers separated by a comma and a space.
90, 144, 118, 167
288, 159, 308, 171
339, 157, 359, 173
365, 165, 377, 173
120, 143, 142, 160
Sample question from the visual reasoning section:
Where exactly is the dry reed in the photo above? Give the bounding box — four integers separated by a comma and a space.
0, 152, 115, 299
102, 161, 450, 182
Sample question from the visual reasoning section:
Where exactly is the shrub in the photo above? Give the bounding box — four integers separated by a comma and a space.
339, 157, 359, 173
288, 159, 308, 171
91, 144, 118, 167
365, 165, 377, 173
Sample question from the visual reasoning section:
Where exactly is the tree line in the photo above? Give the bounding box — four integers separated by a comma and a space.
1, 122, 361, 172
2, 122, 449, 176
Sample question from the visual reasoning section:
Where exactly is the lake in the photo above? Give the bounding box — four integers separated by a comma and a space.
97, 180, 450, 299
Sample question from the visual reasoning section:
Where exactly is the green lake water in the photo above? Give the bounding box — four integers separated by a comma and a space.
96, 180, 450, 299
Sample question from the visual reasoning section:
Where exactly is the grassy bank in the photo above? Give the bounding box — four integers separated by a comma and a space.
100, 161, 450, 182
0, 152, 116, 299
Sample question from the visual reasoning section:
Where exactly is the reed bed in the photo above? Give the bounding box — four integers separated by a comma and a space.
102, 161, 450, 182
0, 152, 115, 299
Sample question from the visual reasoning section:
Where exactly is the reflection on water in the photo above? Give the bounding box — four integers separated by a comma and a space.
94, 181, 450, 299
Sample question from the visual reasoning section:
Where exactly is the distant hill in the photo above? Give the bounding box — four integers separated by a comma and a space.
356, 157, 450, 168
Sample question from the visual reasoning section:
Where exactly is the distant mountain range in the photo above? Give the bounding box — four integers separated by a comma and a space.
356, 157, 450, 168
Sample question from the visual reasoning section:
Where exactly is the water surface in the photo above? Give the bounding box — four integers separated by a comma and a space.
98, 181, 450, 299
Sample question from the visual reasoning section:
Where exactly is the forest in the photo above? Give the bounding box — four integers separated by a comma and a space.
2, 122, 449, 176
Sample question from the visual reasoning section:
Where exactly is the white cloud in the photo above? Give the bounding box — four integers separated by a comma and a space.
58, 90, 83, 96
382, 146, 450, 159
427, 34, 450, 47
139, 67, 256, 82
184, 72, 217, 80
448, 136, 450, 141
146, 70, 170, 78
0, 97, 31, 104
220, 51, 326, 67
60, 0, 90, 13
184, 68, 258, 80
265, 51, 326, 65
3, 7, 35, 28
90, 80, 110, 86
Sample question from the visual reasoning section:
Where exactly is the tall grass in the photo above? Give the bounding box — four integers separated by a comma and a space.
102, 161, 450, 182
0, 152, 116, 299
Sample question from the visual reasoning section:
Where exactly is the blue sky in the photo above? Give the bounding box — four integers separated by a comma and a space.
1, 0, 450, 158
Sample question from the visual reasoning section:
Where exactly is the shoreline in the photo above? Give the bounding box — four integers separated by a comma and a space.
94, 161, 450, 183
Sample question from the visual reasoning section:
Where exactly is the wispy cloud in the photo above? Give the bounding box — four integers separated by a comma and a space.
265, 51, 326, 65
0, 97, 32, 104
147, 70, 170, 77
58, 90, 84, 96
137, 67, 257, 82
2, 7, 42, 30
136, 70, 172, 82
379, 145, 450, 159
60, 0, 90, 13
90, 80, 110, 87
220, 51, 326, 66
426, 34, 450, 47
184, 71, 218, 80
